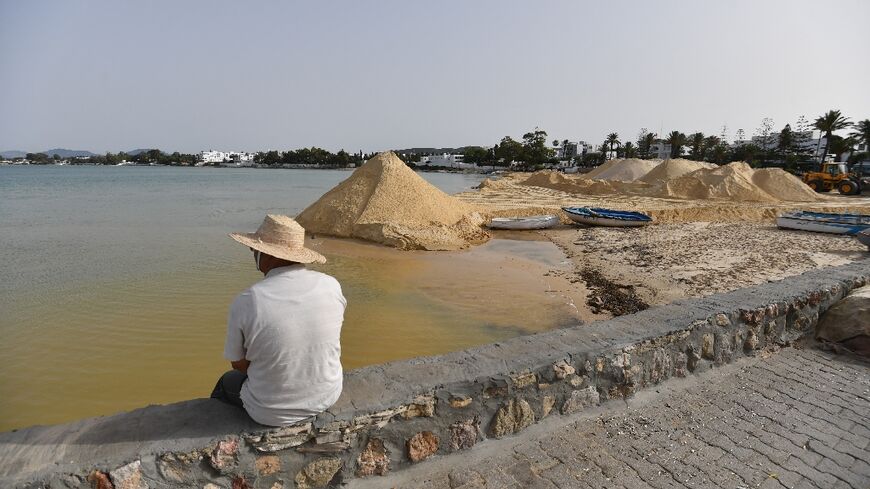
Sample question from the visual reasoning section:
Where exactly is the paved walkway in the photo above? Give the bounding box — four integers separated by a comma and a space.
350, 346, 870, 489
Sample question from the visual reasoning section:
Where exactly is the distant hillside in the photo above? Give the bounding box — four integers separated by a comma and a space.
125, 149, 159, 156
0, 150, 27, 159
41, 148, 96, 158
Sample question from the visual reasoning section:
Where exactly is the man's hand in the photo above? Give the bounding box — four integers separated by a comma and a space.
231, 358, 250, 373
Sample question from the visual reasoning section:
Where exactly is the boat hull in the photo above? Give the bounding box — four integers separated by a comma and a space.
776, 211, 870, 235
488, 215, 559, 230
561, 207, 652, 228
565, 215, 649, 227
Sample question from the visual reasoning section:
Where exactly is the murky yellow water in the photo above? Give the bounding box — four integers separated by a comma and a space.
0, 166, 583, 431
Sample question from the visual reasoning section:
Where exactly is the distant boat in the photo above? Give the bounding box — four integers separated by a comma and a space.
857, 229, 870, 249
776, 211, 870, 235
562, 207, 652, 227
487, 215, 560, 230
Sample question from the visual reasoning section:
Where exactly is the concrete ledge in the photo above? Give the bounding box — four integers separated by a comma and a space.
1, 259, 868, 488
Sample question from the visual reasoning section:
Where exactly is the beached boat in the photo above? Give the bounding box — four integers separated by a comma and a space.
856, 229, 870, 249
487, 215, 560, 230
776, 211, 870, 235
561, 207, 652, 227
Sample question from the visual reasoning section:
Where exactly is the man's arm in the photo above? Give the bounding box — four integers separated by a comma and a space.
230, 358, 250, 373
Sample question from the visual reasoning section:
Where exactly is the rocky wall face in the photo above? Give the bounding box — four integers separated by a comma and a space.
7, 268, 869, 489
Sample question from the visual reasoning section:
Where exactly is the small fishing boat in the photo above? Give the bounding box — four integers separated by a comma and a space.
561, 207, 652, 227
856, 229, 870, 249
487, 215, 560, 230
776, 211, 870, 235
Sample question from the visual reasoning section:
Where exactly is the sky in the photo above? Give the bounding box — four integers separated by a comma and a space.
1, 0, 869, 154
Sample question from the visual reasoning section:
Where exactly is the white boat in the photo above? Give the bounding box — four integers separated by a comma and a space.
776, 211, 870, 235
487, 215, 560, 230
562, 207, 652, 228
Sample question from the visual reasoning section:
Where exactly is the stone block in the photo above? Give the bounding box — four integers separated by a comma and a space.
553, 360, 575, 379
511, 372, 536, 388
449, 418, 479, 451
449, 395, 472, 408
356, 438, 390, 477
208, 438, 239, 473
744, 331, 759, 352
109, 460, 147, 489
542, 395, 555, 417
255, 455, 280, 476
231, 475, 250, 489
87, 471, 112, 489
490, 398, 535, 438
246, 423, 313, 452
701, 333, 715, 360
715, 313, 731, 327
295, 457, 342, 488
157, 450, 202, 482
402, 394, 436, 418
407, 431, 439, 462
561, 386, 600, 414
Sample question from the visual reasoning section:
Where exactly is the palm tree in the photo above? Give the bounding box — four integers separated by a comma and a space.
605, 133, 621, 159
665, 131, 687, 159
813, 110, 851, 166
637, 132, 656, 159
622, 141, 637, 158
688, 132, 705, 160
850, 119, 870, 159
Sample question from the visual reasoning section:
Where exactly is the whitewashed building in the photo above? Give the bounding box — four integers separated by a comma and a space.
198, 150, 256, 166
419, 153, 475, 169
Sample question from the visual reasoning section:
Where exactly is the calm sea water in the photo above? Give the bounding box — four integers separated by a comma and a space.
0, 165, 574, 430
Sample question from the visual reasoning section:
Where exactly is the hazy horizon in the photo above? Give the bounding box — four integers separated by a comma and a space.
2, 0, 869, 154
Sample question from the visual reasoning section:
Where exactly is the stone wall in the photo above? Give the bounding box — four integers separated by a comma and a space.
1, 261, 868, 489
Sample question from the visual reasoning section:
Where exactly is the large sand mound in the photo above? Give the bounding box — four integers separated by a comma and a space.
639, 159, 718, 184
518, 160, 820, 203
585, 158, 661, 182
296, 152, 489, 250
750, 168, 821, 202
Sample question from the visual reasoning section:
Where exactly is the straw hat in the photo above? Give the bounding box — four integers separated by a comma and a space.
229, 214, 326, 264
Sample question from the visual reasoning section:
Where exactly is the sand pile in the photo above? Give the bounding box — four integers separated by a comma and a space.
296, 152, 489, 250
639, 159, 718, 184
521, 170, 578, 192
585, 158, 661, 182
750, 168, 821, 202
660, 162, 780, 202
518, 160, 820, 203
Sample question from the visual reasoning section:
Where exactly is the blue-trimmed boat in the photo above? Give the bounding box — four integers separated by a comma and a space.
562, 207, 652, 227
776, 211, 870, 235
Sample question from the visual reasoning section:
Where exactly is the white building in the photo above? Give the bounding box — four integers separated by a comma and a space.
198, 150, 256, 166
419, 153, 474, 169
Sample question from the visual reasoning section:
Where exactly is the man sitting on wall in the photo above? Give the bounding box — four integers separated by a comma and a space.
210, 214, 346, 426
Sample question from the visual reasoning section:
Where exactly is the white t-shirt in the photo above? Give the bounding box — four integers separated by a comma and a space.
223, 264, 346, 426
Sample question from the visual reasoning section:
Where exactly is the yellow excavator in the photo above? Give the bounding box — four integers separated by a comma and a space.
802, 162, 864, 195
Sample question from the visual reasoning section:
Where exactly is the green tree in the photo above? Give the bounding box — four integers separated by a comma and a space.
495, 136, 523, 166
702, 135, 720, 161
622, 141, 637, 158
813, 109, 851, 166
463, 146, 490, 165
849, 119, 870, 162
605, 133, 620, 159
665, 131, 687, 159
521, 128, 553, 167
828, 135, 856, 162
637, 130, 656, 159
777, 124, 794, 155
688, 132, 705, 160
